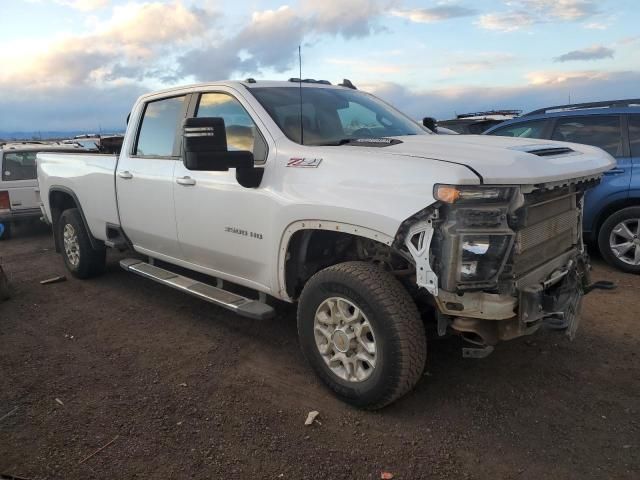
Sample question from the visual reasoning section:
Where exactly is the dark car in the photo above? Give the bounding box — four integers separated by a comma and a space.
484, 99, 640, 273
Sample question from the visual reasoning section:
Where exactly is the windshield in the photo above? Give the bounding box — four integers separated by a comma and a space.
249, 86, 427, 145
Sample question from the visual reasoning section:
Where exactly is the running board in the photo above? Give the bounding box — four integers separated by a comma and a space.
119, 258, 275, 320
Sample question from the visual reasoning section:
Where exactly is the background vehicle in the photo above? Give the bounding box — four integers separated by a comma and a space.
421, 117, 458, 135
0, 142, 86, 239
62, 134, 124, 154
485, 99, 640, 273
37, 79, 613, 408
437, 110, 521, 134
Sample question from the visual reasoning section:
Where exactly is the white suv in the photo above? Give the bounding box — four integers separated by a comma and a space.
0, 142, 85, 239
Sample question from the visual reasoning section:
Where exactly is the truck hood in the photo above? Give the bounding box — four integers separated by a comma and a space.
364, 134, 615, 185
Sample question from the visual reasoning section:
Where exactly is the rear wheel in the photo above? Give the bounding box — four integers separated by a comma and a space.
598, 206, 640, 274
297, 261, 427, 409
58, 208, 106, 279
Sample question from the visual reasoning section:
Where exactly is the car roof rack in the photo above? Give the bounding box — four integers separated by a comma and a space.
338, 79, 357, 90
524, 99, 640, 116
456, 110, 521, 119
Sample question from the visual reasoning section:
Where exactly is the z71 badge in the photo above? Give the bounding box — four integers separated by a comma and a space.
287, 157, 322, 168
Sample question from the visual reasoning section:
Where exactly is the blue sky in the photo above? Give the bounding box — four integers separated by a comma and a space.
0, 0, 638, 132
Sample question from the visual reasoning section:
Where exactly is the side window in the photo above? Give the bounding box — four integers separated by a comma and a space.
2, 152, 37, 181
135, 96, 186, 157
551, 115, 623, 157
629, 116, 640, 157
487, 120, 547, 138
196, 93, 267, 163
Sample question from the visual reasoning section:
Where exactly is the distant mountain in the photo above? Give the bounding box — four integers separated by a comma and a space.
0, 130, 124, 141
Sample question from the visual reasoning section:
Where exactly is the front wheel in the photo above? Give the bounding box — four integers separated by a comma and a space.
598, 206, 640, 274
297, 261, 427, 409
58, 208, 106, 279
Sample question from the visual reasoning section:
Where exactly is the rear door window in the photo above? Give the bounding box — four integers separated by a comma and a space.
551, 115, 623, 157
486, 120, 548, 138
135, 96, 186, 157
629, 115, 640, 157
2, 152, 37, 181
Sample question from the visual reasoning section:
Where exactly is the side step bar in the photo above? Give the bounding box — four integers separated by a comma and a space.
120, 258, 275, 320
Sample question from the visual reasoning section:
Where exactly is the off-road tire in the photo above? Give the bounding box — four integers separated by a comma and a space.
297, 261, 427, 409
58, 208, 106, 279
598, 206, 640, 274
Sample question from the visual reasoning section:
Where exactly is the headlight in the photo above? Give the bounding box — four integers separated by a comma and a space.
459, 234, 513, 282
434, 185, 513, 204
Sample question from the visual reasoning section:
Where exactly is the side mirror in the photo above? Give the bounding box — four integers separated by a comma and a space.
422, 117, 437, 132
182, 117, 254, 171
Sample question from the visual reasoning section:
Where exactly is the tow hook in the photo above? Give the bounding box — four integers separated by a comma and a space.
584, 280, 616, 294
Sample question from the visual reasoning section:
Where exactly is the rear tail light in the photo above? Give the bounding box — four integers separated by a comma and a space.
0, 191, 9, 210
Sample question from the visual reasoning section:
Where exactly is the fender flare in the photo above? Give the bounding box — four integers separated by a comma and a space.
48, 185, 101, 251
276, 220, 394, 301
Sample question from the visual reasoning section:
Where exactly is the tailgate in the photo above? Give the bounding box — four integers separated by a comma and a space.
6, 181, 39, 210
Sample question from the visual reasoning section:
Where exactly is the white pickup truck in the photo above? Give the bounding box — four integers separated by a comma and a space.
38, 79, 614, 408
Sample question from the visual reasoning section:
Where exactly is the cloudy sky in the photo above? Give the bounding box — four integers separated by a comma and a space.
1, 0, 638, 132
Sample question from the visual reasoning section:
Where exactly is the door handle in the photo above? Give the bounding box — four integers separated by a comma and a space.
118, 171, 133, 179
603, 168, 625, 176
176, 176, 196, 186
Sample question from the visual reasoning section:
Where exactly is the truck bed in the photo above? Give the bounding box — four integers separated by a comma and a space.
37, 153, 119, 241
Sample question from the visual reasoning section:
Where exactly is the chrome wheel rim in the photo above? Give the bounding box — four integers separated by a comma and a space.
63, 224, 80, 267
609, 219, 640, 266
313, 297, 377, 383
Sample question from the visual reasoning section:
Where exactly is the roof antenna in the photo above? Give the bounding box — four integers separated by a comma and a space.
298, 45, 304, 145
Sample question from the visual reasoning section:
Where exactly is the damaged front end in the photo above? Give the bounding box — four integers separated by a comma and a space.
401, 180, 600, 357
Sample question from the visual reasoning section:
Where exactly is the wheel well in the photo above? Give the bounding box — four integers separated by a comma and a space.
283, 229, 412, 299
593, 197, 640, 238
48, 190, 89, 252
49, 190, 78, 226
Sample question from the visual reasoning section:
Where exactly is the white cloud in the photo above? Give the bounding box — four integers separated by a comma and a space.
301, 0, 391, 37
178, 1, 391, 81
390, 5, 478, 23
477, 0, 600, 32
476, 12, 536, 32
525, 69, 609, 85
0, 1, 206, 88
522, 0, 598, 21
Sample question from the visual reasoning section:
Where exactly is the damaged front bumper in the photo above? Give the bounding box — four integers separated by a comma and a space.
435, 249, 591, 355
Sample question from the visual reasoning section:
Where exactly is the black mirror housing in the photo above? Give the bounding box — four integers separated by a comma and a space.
183, 117, 254, 171
422, 117, 437, 132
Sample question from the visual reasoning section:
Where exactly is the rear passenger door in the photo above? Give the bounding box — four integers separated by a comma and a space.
549, 115, 631, 235
116, 95, 187, 260
1, 151, 39, 211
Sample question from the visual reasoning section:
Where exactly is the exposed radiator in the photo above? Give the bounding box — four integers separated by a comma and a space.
512, 192, 579, 275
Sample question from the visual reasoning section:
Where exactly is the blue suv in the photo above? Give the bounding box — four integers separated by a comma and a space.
484, 99, 640, 273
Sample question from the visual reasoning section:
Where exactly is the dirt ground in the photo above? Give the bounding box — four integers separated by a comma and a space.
0, 223, 638, 480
